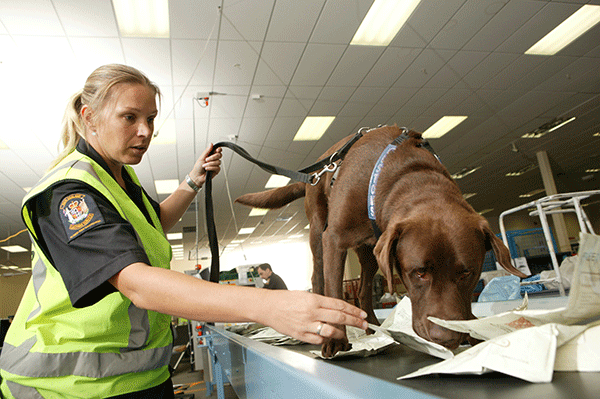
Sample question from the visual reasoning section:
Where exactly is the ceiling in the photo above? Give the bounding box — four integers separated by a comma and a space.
1, 0, 600, 269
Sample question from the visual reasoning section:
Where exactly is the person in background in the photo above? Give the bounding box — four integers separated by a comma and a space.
0, 64, 368, 399
257, 263, 288, 290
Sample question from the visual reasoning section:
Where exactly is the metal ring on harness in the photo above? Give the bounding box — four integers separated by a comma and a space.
310, 162, 338, 186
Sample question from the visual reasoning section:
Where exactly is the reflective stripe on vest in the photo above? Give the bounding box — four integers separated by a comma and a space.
0, 149, 173, 397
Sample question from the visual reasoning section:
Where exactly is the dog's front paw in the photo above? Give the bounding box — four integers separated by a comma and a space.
321, 338, 352, 358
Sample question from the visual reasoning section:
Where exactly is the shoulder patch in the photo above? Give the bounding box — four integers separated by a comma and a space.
59, 193, 105, 241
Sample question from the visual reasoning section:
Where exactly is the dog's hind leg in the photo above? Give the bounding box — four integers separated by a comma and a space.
354, 244, 380, 326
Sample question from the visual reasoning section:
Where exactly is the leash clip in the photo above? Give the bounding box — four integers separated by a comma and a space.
310, 159, 338, 186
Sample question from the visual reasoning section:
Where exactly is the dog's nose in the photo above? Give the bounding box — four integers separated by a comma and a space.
426, 322, 464, 349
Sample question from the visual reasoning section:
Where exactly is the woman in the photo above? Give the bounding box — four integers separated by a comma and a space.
0, 64, 368, 399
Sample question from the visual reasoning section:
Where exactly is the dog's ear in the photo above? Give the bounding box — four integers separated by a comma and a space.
480, 220, 528, 278
374, 221, 403, 295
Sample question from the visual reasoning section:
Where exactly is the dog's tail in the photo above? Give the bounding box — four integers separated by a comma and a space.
235, 181, 306, 209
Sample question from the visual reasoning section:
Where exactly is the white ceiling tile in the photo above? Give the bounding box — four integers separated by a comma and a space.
348, 87, 387, 104
70, 37, 125, 71
391, 0, 467, 48
219, 0, 275, 41
511, 56, 578, 92
54, 0, 119, 37
361, 47, 422, 87
213, 41, 260, 86
266, 0, 326, 42
171, 39, 217, 86
327, 46, 384, 86
338, 101, 370, 118
310, 100, 345, 115
170, 0, 222, 39
0, 0, 63, 36
237, 118, 273, 145
558, 23, 600, 57
207, 117, 243, 144
121, 38, 172, 86
463, 0, 545, 52
266, 117, 304, 144
394, 49, 456, 88
426, 51, 489, 88
252, 42, 305, 86
277, 98, 309, 117
376, 87, 420, 107
429, 0, 508, 50
291, 43, 346, 86
496, 2, 582, 54
318, 86, 356, 102
287, 86, 322, 100
482, 55, 546, 90
462, 52, 520, 88
243, 96, 284, 118
310, 0, 371, 44
146, 144, 178, 179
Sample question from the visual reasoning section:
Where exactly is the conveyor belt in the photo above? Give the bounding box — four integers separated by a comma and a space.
205, 323, 600, 399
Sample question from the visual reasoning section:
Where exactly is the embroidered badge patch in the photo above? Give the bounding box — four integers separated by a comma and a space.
59, 193, 104, 241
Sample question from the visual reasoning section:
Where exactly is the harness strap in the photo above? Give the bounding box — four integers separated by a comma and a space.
368, 129, 440, 239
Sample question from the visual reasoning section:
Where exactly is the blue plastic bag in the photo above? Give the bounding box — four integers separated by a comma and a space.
478, 275, 522, 302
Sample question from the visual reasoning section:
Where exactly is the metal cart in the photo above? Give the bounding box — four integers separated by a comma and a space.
499, 190, 600, 296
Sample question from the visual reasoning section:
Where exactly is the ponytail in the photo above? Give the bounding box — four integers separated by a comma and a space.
50, 91, 85, 169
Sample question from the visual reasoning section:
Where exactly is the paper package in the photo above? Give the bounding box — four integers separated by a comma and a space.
399, 232, 600, 383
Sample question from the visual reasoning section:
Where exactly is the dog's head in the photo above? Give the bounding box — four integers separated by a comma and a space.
374, 213, 526, 349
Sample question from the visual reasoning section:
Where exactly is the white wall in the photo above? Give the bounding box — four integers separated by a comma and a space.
217, 240, 314, 291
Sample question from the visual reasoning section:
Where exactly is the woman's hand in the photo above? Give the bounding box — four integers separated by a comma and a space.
188, 143, 223, 187
257, 290, 368, 345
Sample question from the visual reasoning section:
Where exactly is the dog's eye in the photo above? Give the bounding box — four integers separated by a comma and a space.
415, 268, 427, 278
460, 269, 472, 278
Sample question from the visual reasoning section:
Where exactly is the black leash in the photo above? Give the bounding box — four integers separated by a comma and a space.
205, 130, 366, 283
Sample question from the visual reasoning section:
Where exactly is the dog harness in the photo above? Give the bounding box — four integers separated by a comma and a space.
368, 128, 441, 239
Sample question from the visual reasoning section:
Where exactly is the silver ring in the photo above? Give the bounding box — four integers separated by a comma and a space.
316, 323, 323, 336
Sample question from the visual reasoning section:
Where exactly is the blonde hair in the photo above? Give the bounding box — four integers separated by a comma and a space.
51, 64, 161, 169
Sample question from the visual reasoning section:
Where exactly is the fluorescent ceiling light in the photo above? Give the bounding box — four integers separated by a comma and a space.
547, 116, 575, 133
304, 224, 310, 230
167, 232, 182, 240
230, 239, 245, 244
249, 208, 269, 216
585, 168, 600, 173
525, 5, 600, 56
462, 193, 477, 200
112, 0, 170, 38
238, 227, 255, 235
506, 164, 538, 177
1, 245, 28, 253
0, 138, 8, 149
293, 116, 335, 141
265, 175, 290, 188
478, 209, 494, 216
451, 166, 480, 180
351, 0, 421, 46
593, 132, 600, 137
423, 116, 467, 139
519, 188, 546, 198
154, 179, 179, 194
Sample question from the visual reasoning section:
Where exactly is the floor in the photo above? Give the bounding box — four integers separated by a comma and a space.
171, 350, 239, 399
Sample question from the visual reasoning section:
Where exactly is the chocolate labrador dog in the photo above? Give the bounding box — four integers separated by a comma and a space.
236, 125, 526, 357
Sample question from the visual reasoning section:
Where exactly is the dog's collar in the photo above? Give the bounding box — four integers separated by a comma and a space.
367, 128, 440, 238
